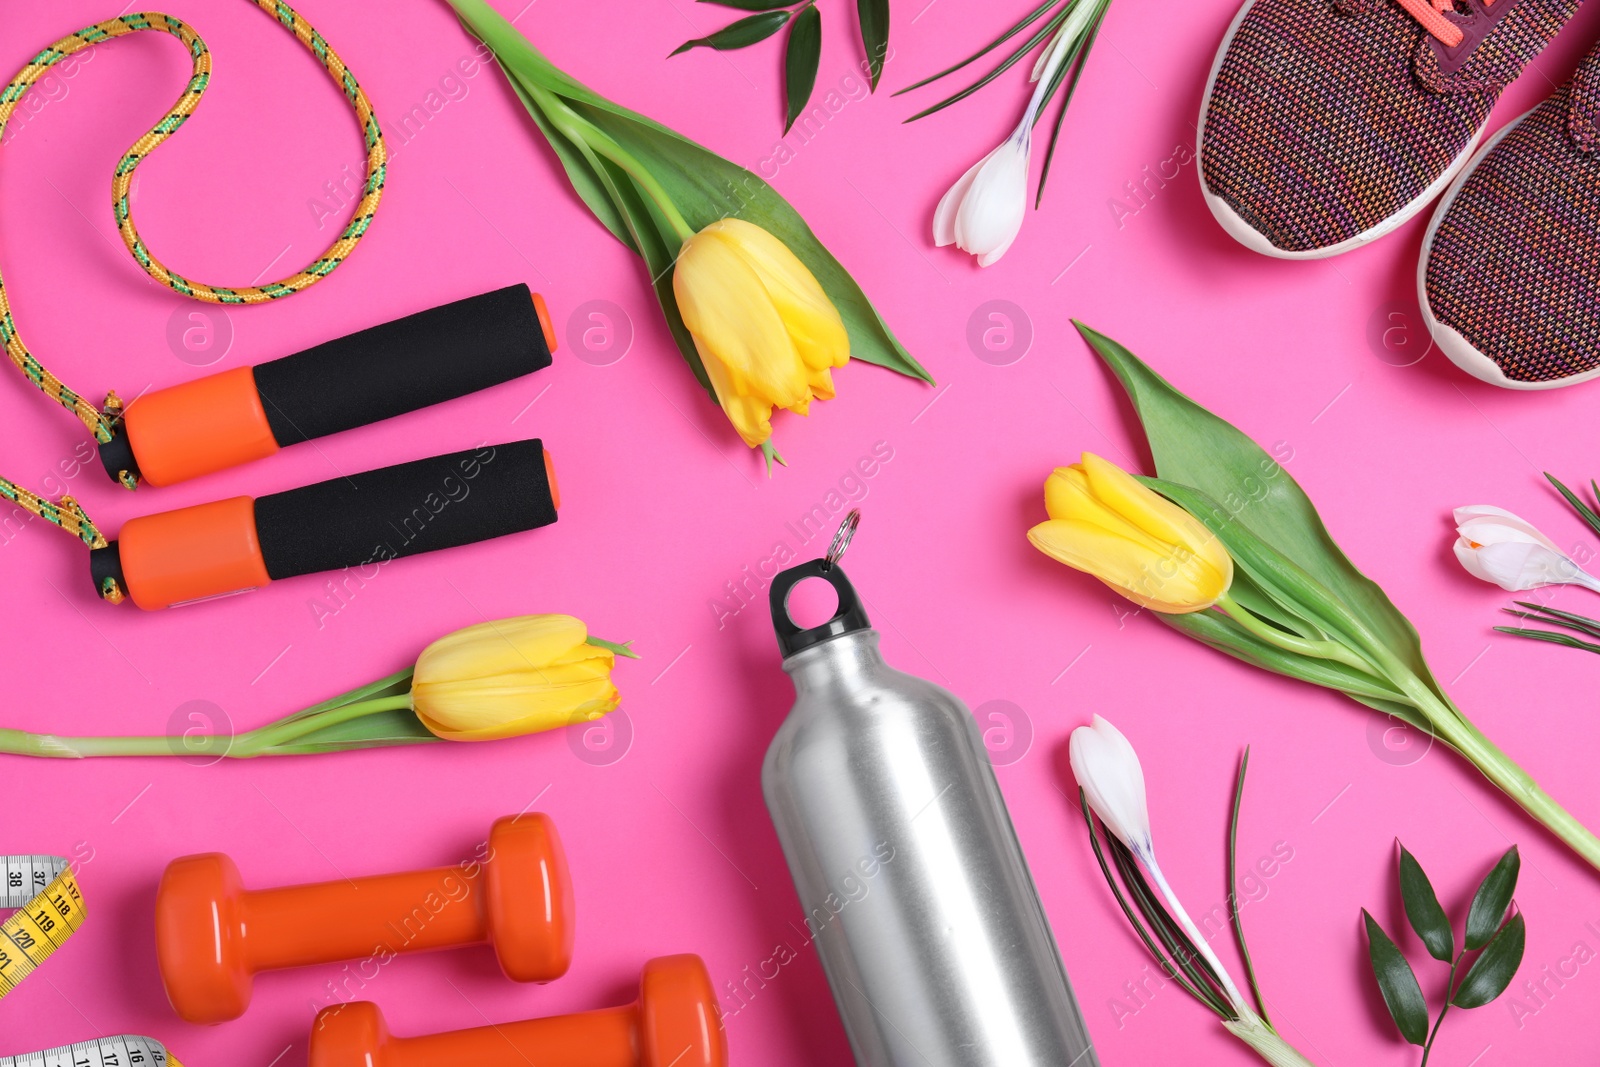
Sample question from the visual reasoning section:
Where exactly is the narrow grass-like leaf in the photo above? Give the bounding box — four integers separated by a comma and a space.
1363, 910, 1429, 1045
1452, 911, 1525, 1008
1109, 834, 1235, 1014
1465, 846, 1520, 951
903, 3, 1076, 122
1506, 601, 1600, 640
1545, 472, 1600, 540
783, 6, 822, 133
1081, 794, 1227, 1016
699, 0, 793, 9
1397, 843, 1454, 962
1228, 747, 1270, 1022
671, 10, 791, 55
856, 0, 889, 89
894, 0, 1060, 95
1078, 323, 1449, 704
1493, 626, 1600, 655
1035, 8, 1105, 205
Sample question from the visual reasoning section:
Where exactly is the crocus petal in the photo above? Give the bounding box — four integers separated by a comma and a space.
954, 135, 1029, 263
1454, 505, 1562, 552
1069, 715, 1152, 853
933, 154, 987, 247
1458, 538, 1590, 592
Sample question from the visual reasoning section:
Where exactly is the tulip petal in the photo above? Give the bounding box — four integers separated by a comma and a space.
705, 220, 850, 375
1029, 518, 1229, 613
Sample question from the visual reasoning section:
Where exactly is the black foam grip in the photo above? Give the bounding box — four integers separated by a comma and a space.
254, 440, 557, 581
252, 284, 552, 446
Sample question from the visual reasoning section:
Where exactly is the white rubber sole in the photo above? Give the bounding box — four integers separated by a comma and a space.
1417, 108, 1600, 390
1197, 0, 1488, 260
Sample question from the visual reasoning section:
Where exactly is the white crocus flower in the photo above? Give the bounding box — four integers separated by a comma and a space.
932, 9, 1089, 266
1071, 715, 1316, 1067
1070, 716, 1251, 1013
1453, 505, 1600, 593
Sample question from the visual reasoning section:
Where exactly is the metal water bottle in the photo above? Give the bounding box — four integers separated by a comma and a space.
761, 519, 1099, 1067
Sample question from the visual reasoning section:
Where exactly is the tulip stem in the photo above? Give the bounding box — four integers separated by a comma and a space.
521, 80, 696, 243
231, 695, 415, 757
1215, 593, 1380, 675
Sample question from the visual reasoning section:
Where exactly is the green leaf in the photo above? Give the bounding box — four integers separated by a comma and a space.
856, 0, 890, 89
447, 0, 933, 401
783, 6, 822, 134
895, 0, 1058, 95
1504, 602, 1600, 641
260, 708, 442, 755
1397, 843, 1454, 962
1452, 912, 1526, 1008
671, 10, 791, 55
903, 3, 1076, 122
1229, 747, 1270, 1022
1465, 846, 1520, 950
1494, 626, 1600, 655
1035, 8, 1107, 206
1363, 910, 1429, 1045
1077, 323, 1446, 702
699, 0, 793, 9
1545, 472, 1600, 540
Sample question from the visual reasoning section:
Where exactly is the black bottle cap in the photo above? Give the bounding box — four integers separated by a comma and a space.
769, 558, 872, 658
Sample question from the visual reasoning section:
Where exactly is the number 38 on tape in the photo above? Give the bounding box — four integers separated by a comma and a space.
0, 856, 182, 1067
0, 856, 85, 997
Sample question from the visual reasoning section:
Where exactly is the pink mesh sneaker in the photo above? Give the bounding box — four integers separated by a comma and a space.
1420, 40, 1600, 388
1199, 0, 1582, 259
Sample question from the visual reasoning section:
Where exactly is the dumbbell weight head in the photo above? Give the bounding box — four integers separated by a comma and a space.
309, 954, 727, 1067
156, 814, 573, 1023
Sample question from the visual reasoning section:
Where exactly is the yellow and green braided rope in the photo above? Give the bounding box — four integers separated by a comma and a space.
0, 1, 386, 562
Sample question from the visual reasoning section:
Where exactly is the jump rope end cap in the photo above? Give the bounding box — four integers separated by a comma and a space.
531, 292, 557, 355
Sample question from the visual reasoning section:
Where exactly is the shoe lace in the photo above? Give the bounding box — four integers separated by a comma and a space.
1395, 0, 1496, 48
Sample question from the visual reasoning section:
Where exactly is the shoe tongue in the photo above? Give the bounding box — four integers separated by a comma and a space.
1571, 57, 1600, 152
1413, 0, 1579, 95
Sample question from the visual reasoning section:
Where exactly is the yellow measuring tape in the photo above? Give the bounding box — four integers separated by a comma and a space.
0, 856, 84, 996
0, 856, 183, 1067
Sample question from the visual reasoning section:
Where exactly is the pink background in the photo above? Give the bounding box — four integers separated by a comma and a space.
5, 0, 1600, 1063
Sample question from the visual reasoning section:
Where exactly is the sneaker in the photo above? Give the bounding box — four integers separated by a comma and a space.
1199, 0, 1582, 259
1420, 40, 1600, 387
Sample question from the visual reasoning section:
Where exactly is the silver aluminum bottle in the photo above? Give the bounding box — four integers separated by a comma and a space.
762, 558, 1098, 1067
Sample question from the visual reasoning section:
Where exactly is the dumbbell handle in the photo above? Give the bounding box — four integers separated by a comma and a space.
383, 1006, 639, 1067
101, 284, 556, 487
238, 866, 489, 971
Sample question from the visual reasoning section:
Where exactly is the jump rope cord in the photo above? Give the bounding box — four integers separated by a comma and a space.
0, 1, 387, 562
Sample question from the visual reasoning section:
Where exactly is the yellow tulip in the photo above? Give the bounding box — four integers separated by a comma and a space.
411, 614, 622, 741
1028, 453, 1233, 613
672, 218, 850, 448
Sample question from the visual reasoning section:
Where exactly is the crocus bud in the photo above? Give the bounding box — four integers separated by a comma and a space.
1453, 505, 1600, 593
1070, 715, 1154, 856
933, 133, 1030, 266
411, 614, 621, 741
1029, 453, 1234, 612
672, 218, 851, 448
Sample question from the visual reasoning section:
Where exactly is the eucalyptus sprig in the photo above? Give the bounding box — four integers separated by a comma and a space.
899, 0, 1112, 205
673, 0, 890, 132
1363, 845, 1525, 1066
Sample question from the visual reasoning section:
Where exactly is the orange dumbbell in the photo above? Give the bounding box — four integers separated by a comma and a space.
156, 814, 573, 1024
309, 954, 727, 1067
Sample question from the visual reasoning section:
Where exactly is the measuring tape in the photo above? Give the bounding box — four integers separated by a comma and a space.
0, 856, 84, 997
0, 857, 182, 1067
0, 1037, 180, 1067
